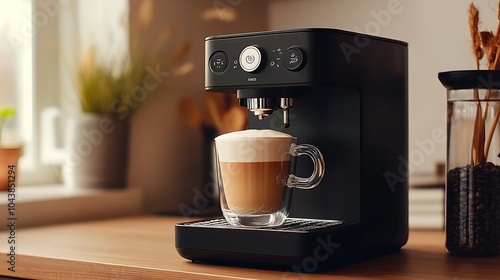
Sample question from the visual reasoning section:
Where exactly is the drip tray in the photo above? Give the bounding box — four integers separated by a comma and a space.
175, 218, 360, 270
184, 218, 344, 231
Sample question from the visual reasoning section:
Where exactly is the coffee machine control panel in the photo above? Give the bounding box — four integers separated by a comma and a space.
208, 45, 305, 75
209, 45, 305, 74
204, 29, 326, 91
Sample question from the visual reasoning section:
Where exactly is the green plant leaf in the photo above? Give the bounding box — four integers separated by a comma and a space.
0, 107, 16, 119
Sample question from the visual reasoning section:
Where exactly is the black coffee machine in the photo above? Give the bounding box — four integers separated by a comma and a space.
176, 28, 408, 271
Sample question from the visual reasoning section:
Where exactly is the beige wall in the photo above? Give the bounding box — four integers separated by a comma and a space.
128, 0, 498, 213
127, 0, 268, 213
268, 0, 499, 176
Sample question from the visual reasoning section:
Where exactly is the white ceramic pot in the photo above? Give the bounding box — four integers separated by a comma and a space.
42, 108, 128, 188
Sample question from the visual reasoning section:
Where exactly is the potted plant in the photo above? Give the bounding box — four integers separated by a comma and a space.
60, 48, 132, 188
59, 1, 190, 189
0, 106, 21, 191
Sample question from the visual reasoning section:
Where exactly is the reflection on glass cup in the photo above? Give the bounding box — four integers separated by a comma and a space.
214, 129, 325, 227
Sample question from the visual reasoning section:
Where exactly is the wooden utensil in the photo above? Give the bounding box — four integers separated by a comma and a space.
178, 98, 202, 131
222, 106, 247, 133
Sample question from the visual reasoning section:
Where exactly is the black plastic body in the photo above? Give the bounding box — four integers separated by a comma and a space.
176, 28, 408, 270
176, 218, 359, 271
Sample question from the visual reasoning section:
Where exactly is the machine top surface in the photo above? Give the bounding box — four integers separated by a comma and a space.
205, 28, 408, 46
205, 27, 408, 91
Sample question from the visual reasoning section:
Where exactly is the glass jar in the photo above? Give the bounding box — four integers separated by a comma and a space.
439, 70, 500, 256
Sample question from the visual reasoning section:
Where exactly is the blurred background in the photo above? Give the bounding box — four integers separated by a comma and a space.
1, 0, 498, 227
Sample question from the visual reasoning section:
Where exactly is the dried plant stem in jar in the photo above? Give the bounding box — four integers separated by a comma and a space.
444, 2, 500, 257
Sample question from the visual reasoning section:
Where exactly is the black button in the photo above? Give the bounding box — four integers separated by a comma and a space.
209, 51, 229, 74
284, 47, 304, 71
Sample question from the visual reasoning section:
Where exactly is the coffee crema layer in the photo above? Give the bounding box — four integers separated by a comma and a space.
215, 129, 294, 163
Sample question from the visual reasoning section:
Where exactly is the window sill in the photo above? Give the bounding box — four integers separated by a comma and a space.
0, 185, 143, 228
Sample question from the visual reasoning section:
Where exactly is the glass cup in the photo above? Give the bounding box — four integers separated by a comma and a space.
214, 129, 325, 227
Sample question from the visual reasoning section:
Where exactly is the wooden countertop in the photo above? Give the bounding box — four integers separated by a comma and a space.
1, 215, 499, 279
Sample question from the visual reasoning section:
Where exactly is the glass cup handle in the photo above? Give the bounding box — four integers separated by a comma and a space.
287, 143, 325, 189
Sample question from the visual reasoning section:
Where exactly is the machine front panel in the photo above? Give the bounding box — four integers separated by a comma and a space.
248, 86, 361, 222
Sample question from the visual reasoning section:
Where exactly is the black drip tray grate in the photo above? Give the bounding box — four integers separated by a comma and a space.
182, 218, 345, 232
175, 218, 356, 267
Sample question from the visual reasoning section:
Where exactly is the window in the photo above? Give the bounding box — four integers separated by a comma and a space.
0, 0, 40, 183
0, 0, 128, 186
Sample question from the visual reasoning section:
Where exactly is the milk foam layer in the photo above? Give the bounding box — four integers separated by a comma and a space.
215, 129, 294, 162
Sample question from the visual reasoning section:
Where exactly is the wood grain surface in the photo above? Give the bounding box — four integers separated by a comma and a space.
0, 215, 498, 279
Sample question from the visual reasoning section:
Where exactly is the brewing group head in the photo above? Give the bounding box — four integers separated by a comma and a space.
244, 97, 293, 128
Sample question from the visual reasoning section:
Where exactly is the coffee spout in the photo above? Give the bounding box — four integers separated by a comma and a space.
280, 98, 293, 128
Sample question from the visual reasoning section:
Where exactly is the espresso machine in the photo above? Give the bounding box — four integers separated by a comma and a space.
176, 28, 408, 270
